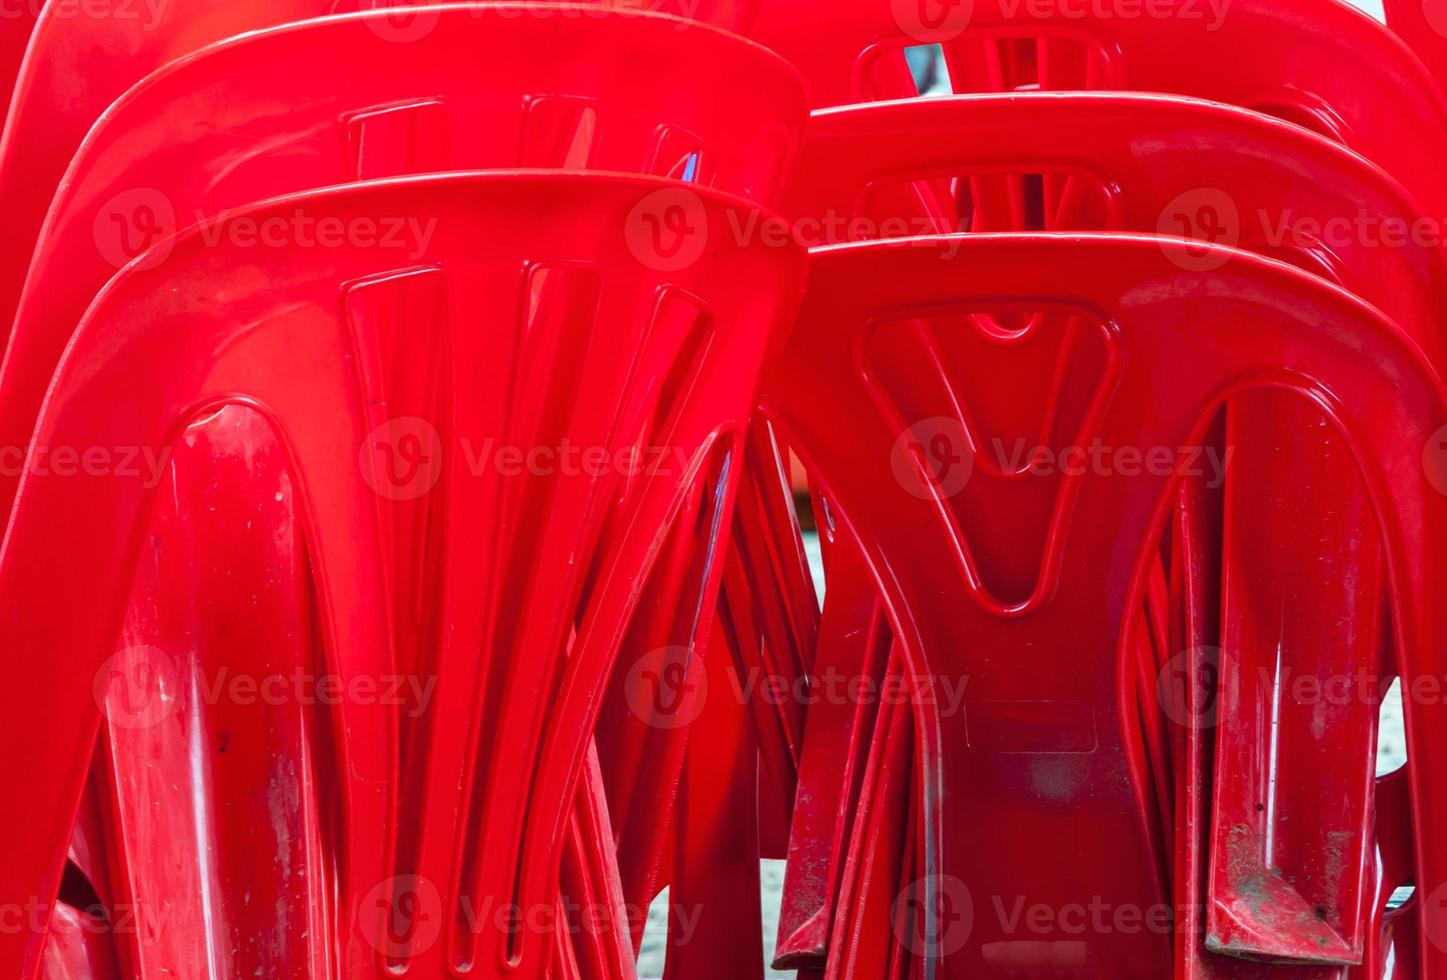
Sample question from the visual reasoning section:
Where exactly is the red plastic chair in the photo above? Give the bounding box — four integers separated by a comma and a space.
713, 420, 819, 854
757, 231, 1447, 978
0, 171, 804, 979
0, 0, 763, 341
588, 419, 819, 948
0, 13, 803, 974
753, 0, 1447, 214
742, 91, 1447, 973
778, 90, 1446, 360
660, 607, 771, 980
750, 4, 1447, 824
0, 2, 805, 520
750, 8, 1447, 829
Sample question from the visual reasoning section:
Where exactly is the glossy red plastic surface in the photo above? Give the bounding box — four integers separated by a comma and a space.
0, 0, 762, 343
4, 0, 1444, 975
1, 3, 803, 511
757, 92, 1446, 975
758, 232, 1447, 977
0, 13, 803, 976
755, 0, 1447, 211
779, 92, 1446, 349
1384, 0, 1447, 93
0, 2, 36, 120
0, 172, 804, 978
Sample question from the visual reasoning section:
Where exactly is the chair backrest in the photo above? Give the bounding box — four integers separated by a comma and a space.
0, 13, 804, 975
753, 0, 1447, 216
760, 91, 1446, 971
774, 88, 1443, 617
0, 0, 774, 344
757, 232, 1447, 978
1, 0, 805, 528
779, 93, 1447, 361
0, 171, 804, 980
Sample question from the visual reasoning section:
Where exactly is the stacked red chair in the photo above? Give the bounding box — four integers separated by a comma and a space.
737, 4, 1447, 976
2, 0, 1445, 978
0, 4, 807, 978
